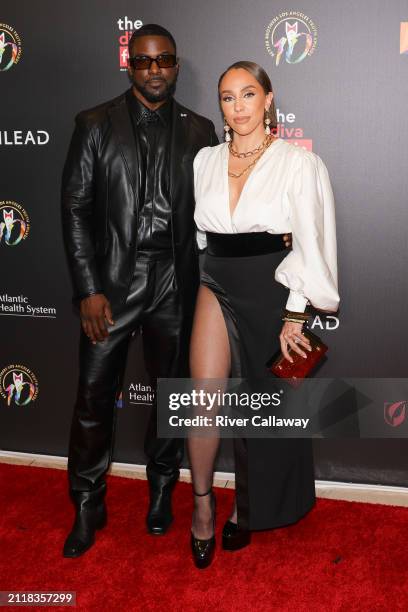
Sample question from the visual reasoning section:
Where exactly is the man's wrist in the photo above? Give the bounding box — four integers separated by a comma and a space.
78, 290, 104, 301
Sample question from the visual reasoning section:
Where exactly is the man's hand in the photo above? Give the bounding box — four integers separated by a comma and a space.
283, 233, 292, 248
80, 294, 114, 344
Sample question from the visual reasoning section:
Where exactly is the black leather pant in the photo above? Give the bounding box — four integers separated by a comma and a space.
67, 254, 186, 493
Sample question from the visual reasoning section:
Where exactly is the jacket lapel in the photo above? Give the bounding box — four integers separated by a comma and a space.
169, 100, 190, 205
109, 95, 140, 204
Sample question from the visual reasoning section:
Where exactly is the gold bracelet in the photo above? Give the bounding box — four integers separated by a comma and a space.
284, 308, 309, 316
282, 317, 306, 324
283, 309, 309, 321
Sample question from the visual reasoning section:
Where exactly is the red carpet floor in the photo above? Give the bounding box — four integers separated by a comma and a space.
1, 463, 408, 611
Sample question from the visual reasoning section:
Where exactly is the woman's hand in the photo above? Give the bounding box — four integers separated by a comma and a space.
279, 321, 312, 363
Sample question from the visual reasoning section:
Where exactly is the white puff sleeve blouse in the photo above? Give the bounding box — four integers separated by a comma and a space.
193, 139, 340, 313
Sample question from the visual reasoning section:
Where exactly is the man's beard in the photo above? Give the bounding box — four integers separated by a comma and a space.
132, 76, 177, 103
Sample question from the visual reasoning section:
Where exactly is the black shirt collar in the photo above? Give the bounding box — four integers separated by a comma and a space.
126, 87, 173, 127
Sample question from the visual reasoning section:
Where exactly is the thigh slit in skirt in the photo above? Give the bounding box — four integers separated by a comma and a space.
201, 232, 316, 531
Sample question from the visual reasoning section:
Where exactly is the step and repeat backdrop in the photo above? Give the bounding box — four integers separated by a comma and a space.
1, 1, 408, 485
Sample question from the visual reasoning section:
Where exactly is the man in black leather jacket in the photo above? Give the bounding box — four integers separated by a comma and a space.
61, 24, 219, 557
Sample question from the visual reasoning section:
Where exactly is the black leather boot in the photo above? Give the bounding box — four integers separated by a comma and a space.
63, 485, 107, 558
146, 467, 179, 535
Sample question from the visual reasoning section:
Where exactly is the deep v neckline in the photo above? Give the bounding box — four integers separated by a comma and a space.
224, 138, 282, 221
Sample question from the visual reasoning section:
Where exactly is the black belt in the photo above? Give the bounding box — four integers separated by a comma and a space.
206, 232, 287, 257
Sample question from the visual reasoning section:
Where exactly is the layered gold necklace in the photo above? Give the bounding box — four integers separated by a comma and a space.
228, 135, 274, 179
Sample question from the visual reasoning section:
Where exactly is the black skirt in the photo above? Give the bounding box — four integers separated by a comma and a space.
201, 232, 316, 531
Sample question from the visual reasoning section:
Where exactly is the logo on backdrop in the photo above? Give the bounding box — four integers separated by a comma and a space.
117, 16, 143, 71
0, 23, 22, 71
274, 108, 312, 150
0, 294, 56, 318
0, 130, 50, 146
116, 382, 155, 408
309, 314, 340, 332
384, 401, 406, 427
265, 11, 317, 66
0, 364, 39, 406
400, 23, 408, 54
0, 201, 30, 246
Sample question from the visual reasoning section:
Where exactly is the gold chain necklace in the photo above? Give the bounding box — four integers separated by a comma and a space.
228, 137, 273, 179
229, 135, 270, 158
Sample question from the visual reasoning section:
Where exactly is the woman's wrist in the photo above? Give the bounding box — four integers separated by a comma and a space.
282, 308, 310, 324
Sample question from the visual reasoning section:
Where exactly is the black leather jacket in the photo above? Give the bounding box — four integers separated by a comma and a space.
61, 91, 218, 316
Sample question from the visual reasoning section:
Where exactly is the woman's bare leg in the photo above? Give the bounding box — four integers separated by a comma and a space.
188, 285, 230, 539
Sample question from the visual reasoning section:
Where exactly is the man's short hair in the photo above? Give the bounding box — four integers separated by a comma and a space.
128, 24, 177, 56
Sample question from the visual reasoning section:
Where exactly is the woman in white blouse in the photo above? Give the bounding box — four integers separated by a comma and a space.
188, 61, 339, 569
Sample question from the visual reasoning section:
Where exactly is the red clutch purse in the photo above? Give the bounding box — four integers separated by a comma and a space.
266, 329, 328, 388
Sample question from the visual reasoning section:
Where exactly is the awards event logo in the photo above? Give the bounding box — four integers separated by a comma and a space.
0, 23, 22, 71
274, 108, 312, 150
117, 16, 143, 71
0, 364, 39, 406
265, 11, 317, 66
0, 201, 30, 246
401, 23, 408, 54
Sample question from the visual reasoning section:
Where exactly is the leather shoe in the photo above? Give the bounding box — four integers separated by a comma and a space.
222, 519, 251, 551
63, 488, 107, 558
146, 468, 178, 535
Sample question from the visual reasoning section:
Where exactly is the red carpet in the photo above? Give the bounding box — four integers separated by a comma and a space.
1, 463, 408, 611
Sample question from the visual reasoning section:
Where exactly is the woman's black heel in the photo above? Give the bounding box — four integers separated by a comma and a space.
191, 487, 216, 569
222, 520, 251, 551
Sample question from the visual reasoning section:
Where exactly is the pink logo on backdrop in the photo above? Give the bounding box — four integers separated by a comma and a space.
400, 23, 408, 54
283, 137, 313, 151
384, 401, 406, 427
117, 16, 143, 71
